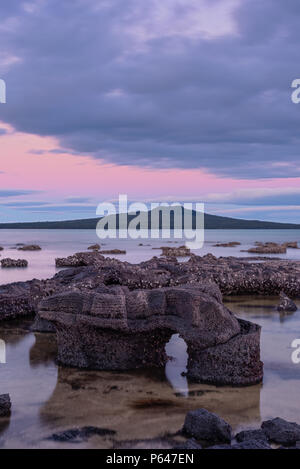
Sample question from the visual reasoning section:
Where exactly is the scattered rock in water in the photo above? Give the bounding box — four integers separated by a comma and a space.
182, 409, 232, 444
87, 244, 100, 251
213, 242, 241, 247
1, 258, 28, 268
235, 429, 268, 443
0, 394, 11, 417
247, 242, 287, 254
282, 242, 299, 249
18, 244, 41, 251
277, 292, 297, 312
55, 251, 105, 267
49, 426, 115, 443
0, 247, 3, 251
160, 246, 190, 257
261, 417, 300, 446
100, 249, 126, 255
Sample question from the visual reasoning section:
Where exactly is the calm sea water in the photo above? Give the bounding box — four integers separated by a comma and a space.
0, 229, 300, 448
0, 228, 300, 284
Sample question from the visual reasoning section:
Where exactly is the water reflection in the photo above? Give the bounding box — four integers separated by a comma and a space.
165, 334, 188, 397
0, 296, 299, 448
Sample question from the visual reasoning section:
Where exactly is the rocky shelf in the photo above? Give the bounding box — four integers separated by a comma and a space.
1, 251, 300, 384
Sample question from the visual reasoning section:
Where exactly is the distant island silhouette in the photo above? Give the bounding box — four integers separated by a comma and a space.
0, 208, 299, 229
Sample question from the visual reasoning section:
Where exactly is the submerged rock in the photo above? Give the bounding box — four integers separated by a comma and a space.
100, 249, 126, 255
0, 394, 11, 417
160, 246, 190, 257
1, 258, 28, 268
277, 292, 297, 312
262, 417, 300, 446
18, 244, 41, 251
247, 243, 286, 254
49, 426, 115, 443
213, 242, 241, 247
282, 242, 299, 249
39, 283, 263, 386
87, 244, 101, 251
182, 408, 232, 444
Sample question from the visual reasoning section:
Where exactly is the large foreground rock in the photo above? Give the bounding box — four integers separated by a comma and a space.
182, 409, 232, 444
39, 282, 263, 386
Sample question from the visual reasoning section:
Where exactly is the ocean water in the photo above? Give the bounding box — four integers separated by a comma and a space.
0, 229, 300, 448
0, 228, 300, 284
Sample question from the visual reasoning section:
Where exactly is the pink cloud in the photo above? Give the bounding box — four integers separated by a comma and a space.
1, 121, 300, 209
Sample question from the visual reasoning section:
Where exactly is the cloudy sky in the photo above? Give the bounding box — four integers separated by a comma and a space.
0, 0, 300, 222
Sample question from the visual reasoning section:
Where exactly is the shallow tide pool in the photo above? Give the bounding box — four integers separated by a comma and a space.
0, 296, 299, 448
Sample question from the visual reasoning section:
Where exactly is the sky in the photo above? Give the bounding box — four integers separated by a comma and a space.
0, 0, 300, 223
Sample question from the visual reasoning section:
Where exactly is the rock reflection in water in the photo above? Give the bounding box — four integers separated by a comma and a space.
39, 364, 261, 448
8, 300, 300, 448
165, 334, 188, 397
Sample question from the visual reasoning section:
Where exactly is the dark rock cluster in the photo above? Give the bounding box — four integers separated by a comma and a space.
113, 409, 300, 449
1, 258, 28, 268
0, 394, 11, 417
